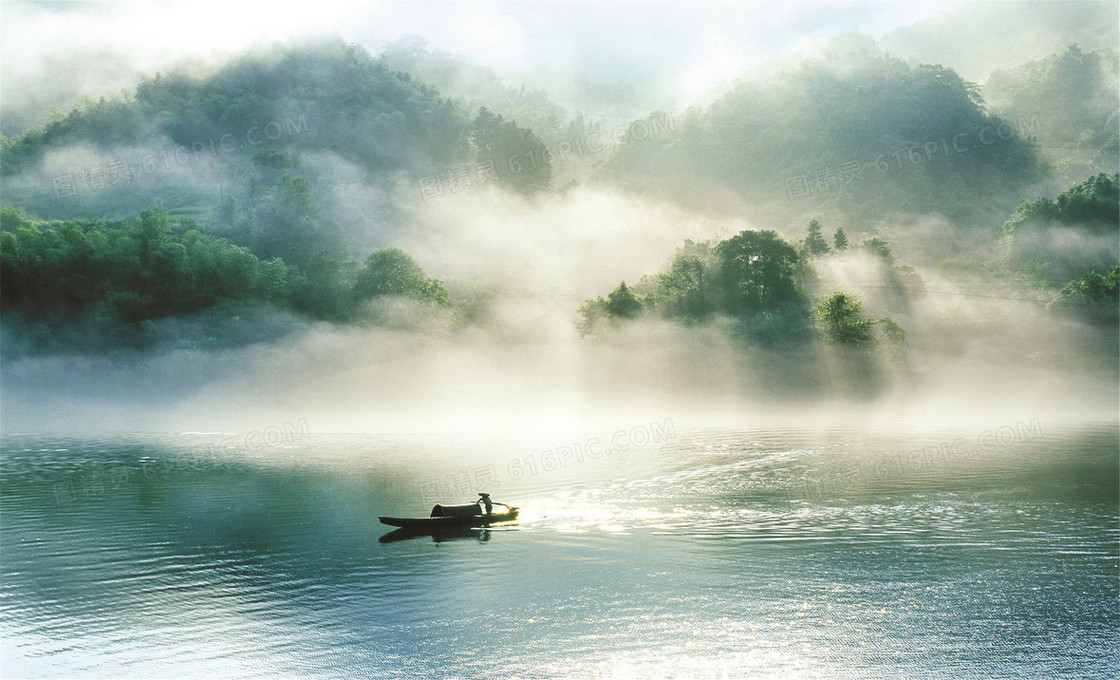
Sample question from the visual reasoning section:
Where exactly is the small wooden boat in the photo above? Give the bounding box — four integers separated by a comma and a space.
379, 493, 519, 531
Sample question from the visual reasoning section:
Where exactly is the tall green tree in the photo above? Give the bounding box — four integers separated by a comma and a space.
653, 239, 717, 323
804, 219, 830, 256
471, 107, 552, 195
815, 292, 875, 347
605, 281, 642, 319
861, 237, 893, 264
714, 230, 809, 316
714, 230, 813, 346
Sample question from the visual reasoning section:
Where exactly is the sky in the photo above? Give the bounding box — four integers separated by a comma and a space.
7, 0, 1117, 129
6, 1, 1118, 128
2, 1, 962, 68
1, 0, 967, 126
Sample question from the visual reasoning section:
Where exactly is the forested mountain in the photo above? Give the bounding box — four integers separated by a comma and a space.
608, 42, 1047, 225
985, 45, 1119, 184
0, 37, 1116, 365
2, 41, 467, 179
878, 1, 1118, 82
0, 40, 552, 227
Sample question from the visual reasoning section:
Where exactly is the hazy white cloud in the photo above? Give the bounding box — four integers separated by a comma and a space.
2, 0, 965, 126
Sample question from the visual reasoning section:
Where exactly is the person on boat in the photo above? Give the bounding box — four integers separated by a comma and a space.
478, 492, 493, 514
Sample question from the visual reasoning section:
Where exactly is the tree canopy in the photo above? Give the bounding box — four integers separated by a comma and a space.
579, 229, 816, 347
0, 206, 450, 348
352, 248, 448, 306
471, 107, 552, 195
804, 219, 831, 255
1004, 173, 1119, 234
608, 46, 1046, 224
814, 292, 876, 347
986, 45, 1119, 181
1003, 173, 1120, 287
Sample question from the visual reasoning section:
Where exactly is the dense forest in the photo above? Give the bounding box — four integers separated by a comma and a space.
0, 205, 452, 352
0, 37, 1116, 390
0, 41, 552, 224
576, 224, 916, 348
607, 37, 1049, 225
985, 45, 1119, 185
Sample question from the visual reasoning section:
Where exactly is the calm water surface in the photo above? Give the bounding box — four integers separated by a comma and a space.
2, 422, 1117, 679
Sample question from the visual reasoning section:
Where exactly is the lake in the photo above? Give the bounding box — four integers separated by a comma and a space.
2, 419, 1117, 679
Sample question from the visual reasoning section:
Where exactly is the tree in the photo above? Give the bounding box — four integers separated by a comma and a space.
1004, 173, 1119, 235
1061, 265, 1120, 303
471, 107, 552, 195
351, 248, 448, 306
0, 206, 31, 233
714, 230, 813, 346
1058, 264, 1120, 325
576, 230, 815, 346
877, 316, 908, 368
1003, 174, 1119, 284
136, 208, 171, 267
815, 292, 876, 347
861, 237, 893, 264
653, 239, 717, 322
0, 207, 295, 325
804, 219, 830, 256
714, 230, 809, 316
833, 227, 849, 250
290, 252, 349, 320
251, 174, 345, 267
0, 205, 470, 352
605, 281, 642, 319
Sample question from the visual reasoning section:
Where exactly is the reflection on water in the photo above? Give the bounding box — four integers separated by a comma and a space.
379, 527, 504, 544
1, 423, 1117, 678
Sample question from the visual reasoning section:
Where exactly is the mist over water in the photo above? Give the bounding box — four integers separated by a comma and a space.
1, 2, 1118, 678
2, 181, 1115, 434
